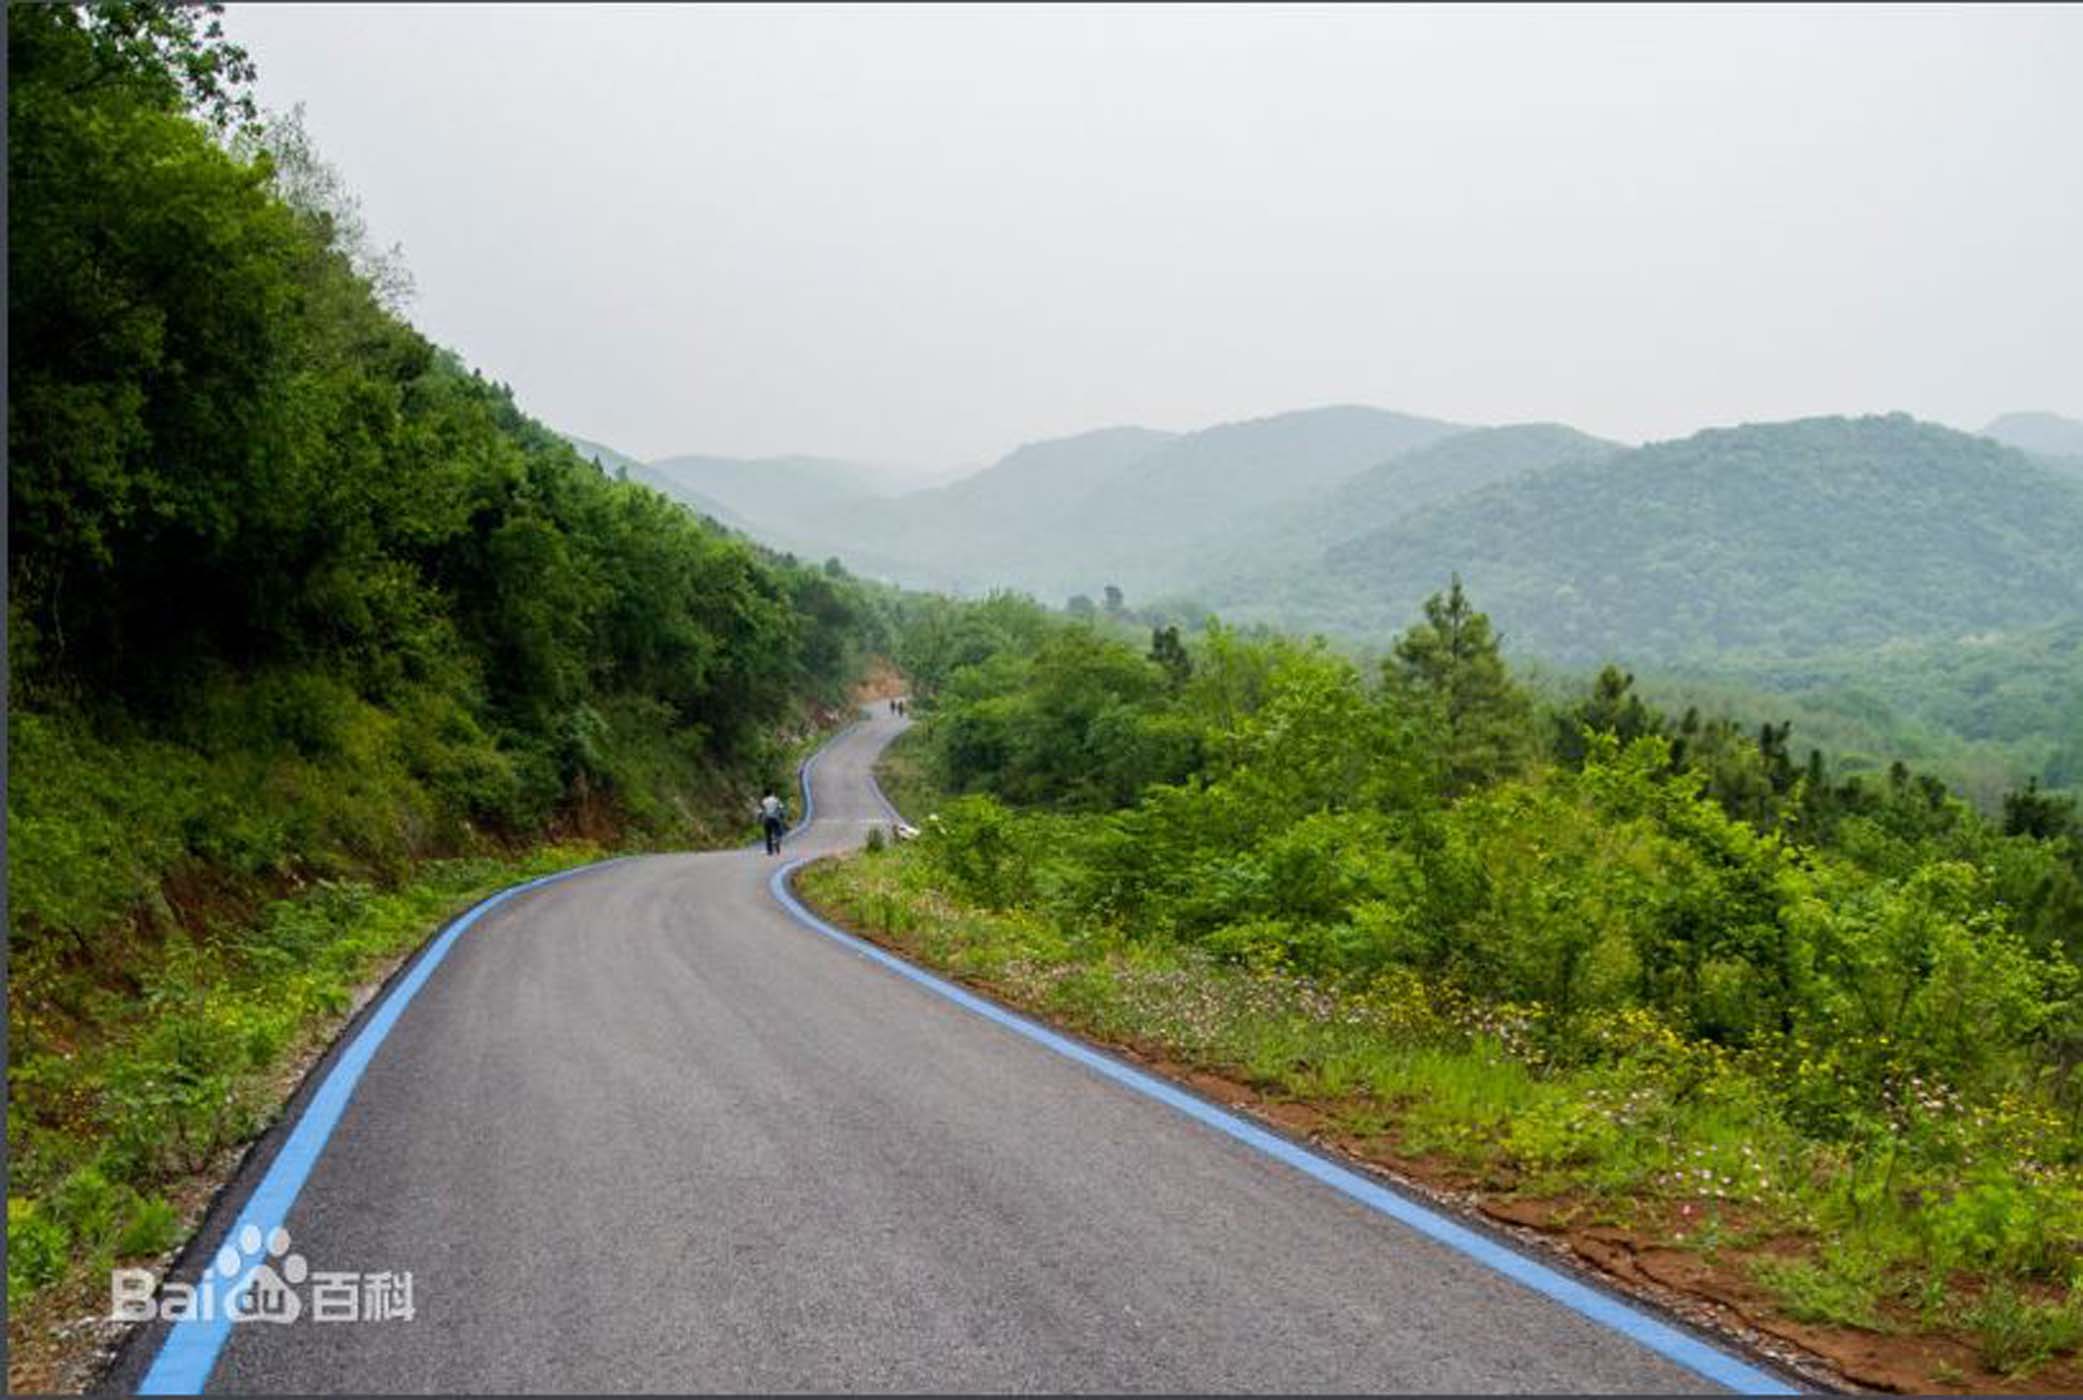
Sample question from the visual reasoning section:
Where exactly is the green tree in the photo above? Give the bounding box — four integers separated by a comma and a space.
1552, 664, 1664, 768
10, 1, 258, 132
2005, 777, 2078, 842
1148, 624, 1193, 692
1384, 578, 1532, 795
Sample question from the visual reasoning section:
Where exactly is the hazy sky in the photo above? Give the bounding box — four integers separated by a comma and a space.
225, 3, 2079, 476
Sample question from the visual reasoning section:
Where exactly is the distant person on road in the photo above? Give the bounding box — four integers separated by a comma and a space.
759, 790, 787, 855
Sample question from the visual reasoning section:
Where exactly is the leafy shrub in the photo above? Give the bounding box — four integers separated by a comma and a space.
920, 796, 1031, 908
115, 1196, 181, 1259
7, 1199, 69, 1308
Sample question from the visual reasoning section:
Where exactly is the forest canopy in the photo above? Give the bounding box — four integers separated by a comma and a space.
8, 0, 887, 848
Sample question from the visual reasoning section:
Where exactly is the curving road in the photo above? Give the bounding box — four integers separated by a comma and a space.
111, 710, 1792, 1394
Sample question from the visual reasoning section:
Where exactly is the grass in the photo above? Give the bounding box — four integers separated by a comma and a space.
797, 841, 2083, 1391
5, 846, 607, 1348
1967, 1281, 2083, 1377
1751, 1252, 1890, 1331
870, 724, 944, 827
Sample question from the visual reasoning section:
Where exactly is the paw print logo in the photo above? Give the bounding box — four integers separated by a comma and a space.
219, 1224, 308, 1324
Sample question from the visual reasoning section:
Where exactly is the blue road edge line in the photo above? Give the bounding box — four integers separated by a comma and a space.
767, 859, 1797, 1397
863, 741, 905, 826
137, 857, 627, 1395
786, 719, 854, 842
750, 716, 859, 854
146, 710, 867, 1390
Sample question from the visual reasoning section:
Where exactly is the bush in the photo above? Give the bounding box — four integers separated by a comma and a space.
920, 796, 1031, 908
115, 1195, 181, 1259
7, 1199, 69, 1308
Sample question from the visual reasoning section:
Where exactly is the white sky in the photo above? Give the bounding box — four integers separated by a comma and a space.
224, 2, 2081, 475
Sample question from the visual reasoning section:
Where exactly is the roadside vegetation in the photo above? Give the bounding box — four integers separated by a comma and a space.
8, 847, 599, 1308
1051, 585, 2082, 814
868, 726, 941, 831
807, 585, 2083, 1390
4, 5, 889, 1373
12, 5, 2083, 1395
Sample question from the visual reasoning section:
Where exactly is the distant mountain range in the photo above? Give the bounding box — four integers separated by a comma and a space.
783, 406, 1471, 595
1043, 406, 1465, 594
1983, 411, 2083, 469
788, 426, 1180, 592
567, 405, 2083, 797
643, 453, 895, 526
570, 406, 2083, 673
564, 435, 754, 531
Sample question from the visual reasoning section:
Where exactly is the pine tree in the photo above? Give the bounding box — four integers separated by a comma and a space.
1385, 577, 1532, 795
1671, 705, 1701, 771
1552, 664, 1664, 767
1758, 721, 1797, 795
1148, 624, 1193, 692
2004, 777, 2077, 841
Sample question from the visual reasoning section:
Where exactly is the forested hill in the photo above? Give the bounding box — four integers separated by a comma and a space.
1282, 414, 2083, 664
1308, 421, 1623, 533
7, 1, 890, 947
562, 434, 755, 532
1190, 422, 1623, 597
1041, 404, 1465, 594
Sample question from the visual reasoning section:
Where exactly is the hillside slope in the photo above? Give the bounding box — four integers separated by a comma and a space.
1648, 619, 2083, 803
920, 425, 1178, 518
1049, 404, 1466, 596
744, 408, 1471, 600
563, 434, 753, 530
789, 425, 1178, 592
643, 452, 896, 530
1302, 414, 2083, 663
1193, 422, 1621, 601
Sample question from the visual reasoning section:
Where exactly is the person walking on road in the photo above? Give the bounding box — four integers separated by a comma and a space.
759, 789, 787, 855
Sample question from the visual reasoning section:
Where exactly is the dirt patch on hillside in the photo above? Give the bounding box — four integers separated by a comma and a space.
851, 657, 909, 704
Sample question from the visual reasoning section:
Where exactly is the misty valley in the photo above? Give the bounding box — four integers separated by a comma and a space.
578, 404, 2083, 812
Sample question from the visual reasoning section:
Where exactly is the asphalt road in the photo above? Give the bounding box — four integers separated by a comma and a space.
118, 711, 1786, 1393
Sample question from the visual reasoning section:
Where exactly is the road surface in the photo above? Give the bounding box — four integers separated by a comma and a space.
114, 710, 1789, 1394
